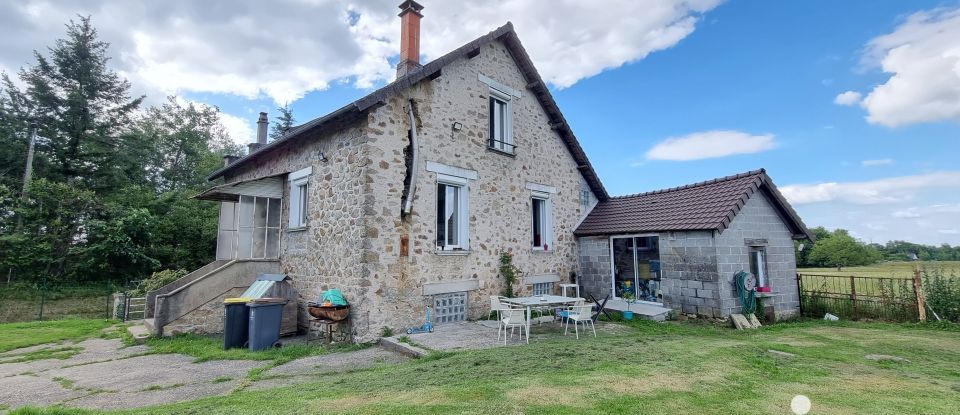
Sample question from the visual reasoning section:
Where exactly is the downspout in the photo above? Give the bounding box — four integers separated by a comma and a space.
402, 99, 420, 216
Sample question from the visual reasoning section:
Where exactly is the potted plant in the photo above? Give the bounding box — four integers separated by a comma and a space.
621, 291, 637, 320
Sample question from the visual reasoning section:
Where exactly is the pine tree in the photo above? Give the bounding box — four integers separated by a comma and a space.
7, 16, 143, 191
269, 104, 295, 140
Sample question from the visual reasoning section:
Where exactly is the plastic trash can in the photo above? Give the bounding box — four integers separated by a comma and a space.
223, 297, 251, 350
248, 298, 287, 351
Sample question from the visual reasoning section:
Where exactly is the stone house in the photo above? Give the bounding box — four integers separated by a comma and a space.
144, 2, 811, 340
575, 170, 813, 320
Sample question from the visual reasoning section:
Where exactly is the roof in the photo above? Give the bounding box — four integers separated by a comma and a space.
207, 22, 609, 201
574, 169, 814, 240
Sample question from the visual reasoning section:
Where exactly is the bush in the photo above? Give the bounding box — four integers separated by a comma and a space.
924, 269, 960, 323
130, 269, 187, 296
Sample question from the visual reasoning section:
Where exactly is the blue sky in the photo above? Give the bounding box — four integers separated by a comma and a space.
4, 0, 958, 245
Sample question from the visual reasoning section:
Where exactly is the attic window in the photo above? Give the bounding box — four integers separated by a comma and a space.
488, 88, 514, 153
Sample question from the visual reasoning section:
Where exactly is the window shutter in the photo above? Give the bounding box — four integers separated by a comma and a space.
460, 184, 470, 250
545, 198, 553, 249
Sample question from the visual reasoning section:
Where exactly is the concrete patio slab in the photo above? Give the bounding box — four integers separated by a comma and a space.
388, 319, 629, 352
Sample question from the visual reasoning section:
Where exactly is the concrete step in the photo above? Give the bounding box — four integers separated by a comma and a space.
128, 323, 151, 343
379, 336, 428, 358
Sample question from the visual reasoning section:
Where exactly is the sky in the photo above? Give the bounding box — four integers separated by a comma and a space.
2, 0, 959, 245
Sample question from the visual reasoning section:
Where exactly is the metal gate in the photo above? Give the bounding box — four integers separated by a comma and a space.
433, 292, 468, 324
124, 296, 147, 321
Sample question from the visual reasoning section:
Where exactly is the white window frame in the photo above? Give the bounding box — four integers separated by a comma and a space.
436, 173, 470, 251
488, 88, 513, 153
289, 166, 311, 229
531, 191, 553, 251
749, 247, 768, 288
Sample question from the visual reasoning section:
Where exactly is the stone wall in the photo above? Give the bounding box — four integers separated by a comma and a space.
164, 287, 246, 336
714, 191, 800, 319
221, 120, 376, 340
359, 39, 595, 334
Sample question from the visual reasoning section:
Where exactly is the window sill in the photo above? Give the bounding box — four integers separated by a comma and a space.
435, 250, 471, 256
485, 146, 516, 158
531, 248, 554, 254
287, 226, 309, 233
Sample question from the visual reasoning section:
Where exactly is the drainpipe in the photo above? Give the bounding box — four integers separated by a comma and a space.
402, 99, 420, 215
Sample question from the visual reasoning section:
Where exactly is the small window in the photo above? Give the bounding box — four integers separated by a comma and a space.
531, 194, 552, 250
437, 181, 469, 250
532, 282, 553, 296
289, 166, 312, 229
749, 248, 768, 287
488, 89, 513, 153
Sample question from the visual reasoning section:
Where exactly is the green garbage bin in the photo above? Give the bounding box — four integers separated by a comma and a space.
223, 297, 251, 350
248, 298, 287, 351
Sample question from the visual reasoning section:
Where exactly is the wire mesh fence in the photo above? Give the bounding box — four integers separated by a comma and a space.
798, 273, 920, 321
0, 280, 128, 323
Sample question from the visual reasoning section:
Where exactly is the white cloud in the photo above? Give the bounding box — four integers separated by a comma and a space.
939, 229, 959, 234
892, 208, 921, 218
856, 7, 960, 127
645, 130, 776, 161
780, 171, 960, 205
0, 0, 722, 105
218, 112, 256, 146
834, 90, 862, 106
861, 158, 893, 167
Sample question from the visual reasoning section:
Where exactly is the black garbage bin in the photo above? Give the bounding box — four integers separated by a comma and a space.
223, 297, 251, 350
248, 298, 287, 351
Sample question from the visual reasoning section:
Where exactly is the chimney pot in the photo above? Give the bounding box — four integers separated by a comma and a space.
256, 111, 268, 145
396, 1, 424, 79
223, 155, 240, 167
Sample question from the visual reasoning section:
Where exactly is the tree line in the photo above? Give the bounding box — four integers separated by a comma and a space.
0, 17, 292, 286
797, 226, 960, 269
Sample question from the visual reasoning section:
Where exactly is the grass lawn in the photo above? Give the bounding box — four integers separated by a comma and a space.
9, 319, 960, 415
799, 261, 960, 278
0, 319, 115, 353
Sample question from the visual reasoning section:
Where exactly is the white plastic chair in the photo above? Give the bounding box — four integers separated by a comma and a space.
501, 308, 529, 344
490, 296, 511, 341
564, 304, 596, 339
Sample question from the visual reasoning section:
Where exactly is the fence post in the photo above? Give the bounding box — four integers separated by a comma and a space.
38, 275, 46, 321
913, 269, 926, 323
796, 273, 804, 316
849, 276, 857, 319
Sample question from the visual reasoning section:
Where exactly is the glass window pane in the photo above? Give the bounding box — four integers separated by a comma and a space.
436, 184, 446, 248
219, 202, 236, 231
267, 198, 281, 228
265, 228, 280, 258
298, 184, 308, 225
237, 228, 253, 259
238, 196, 254, 228
253, 227, 266, 259
446, 186, 459, 245
532, 199, 542, 246
254, 197, 268, 228
612, 237, 637, 298
216, 230, 236, 260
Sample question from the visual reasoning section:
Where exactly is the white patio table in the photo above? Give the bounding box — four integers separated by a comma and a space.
501, 295, 581, 341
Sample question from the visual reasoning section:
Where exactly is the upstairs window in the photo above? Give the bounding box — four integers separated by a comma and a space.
488, 89, 513, 153
436, 178, 469, 250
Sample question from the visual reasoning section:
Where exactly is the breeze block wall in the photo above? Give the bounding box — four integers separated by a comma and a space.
714, 191, 800, 319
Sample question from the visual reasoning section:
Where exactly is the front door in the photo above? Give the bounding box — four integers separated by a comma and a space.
610, 235, 662, 303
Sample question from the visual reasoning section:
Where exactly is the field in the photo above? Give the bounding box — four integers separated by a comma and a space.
5, 319, 960, 415
799, 261, 960, 278
0, 283, 117, 324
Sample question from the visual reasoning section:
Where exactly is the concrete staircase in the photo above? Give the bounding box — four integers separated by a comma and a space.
147, 259, 280, 336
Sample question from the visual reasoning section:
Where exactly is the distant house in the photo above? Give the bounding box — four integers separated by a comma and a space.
144, 2, 812, 341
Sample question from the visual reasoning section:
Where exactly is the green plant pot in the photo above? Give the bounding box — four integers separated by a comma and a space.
623, 311, 634, 320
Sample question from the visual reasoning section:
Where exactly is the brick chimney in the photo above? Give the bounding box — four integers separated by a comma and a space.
396, 0, 424, 78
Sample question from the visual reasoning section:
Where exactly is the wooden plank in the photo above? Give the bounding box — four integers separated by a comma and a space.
913, 269, 927, 323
